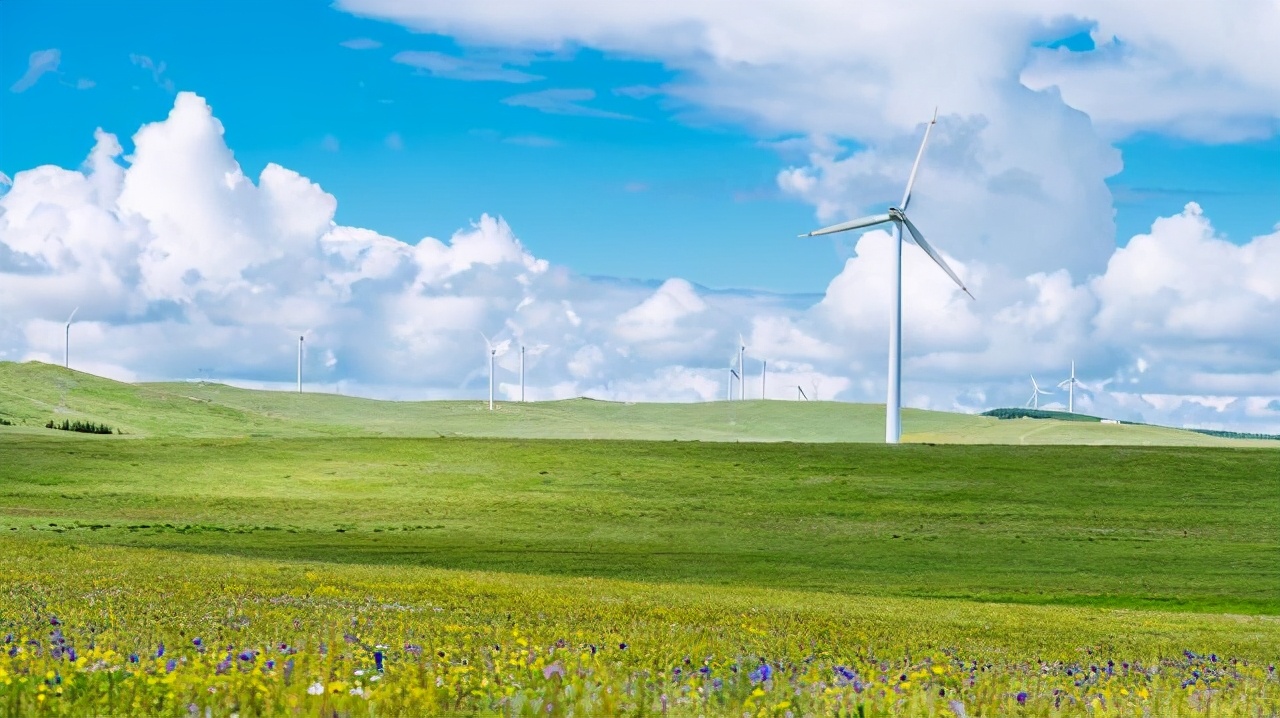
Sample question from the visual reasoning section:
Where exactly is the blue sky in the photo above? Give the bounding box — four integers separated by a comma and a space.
4, 0, 1276, 294
2, 0, 1279, 431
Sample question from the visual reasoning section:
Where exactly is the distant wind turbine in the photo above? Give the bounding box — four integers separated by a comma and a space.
481, 333, 497, 411
64, 307, 78, 369
799, 108, 974, 443
728, 368, 740, 402
761, 360, 766, 400
1058, 361, 1079, 413
738, 336, 746, 401
297, 335, 304, 393
1026, 375, 1052, 410
520, 345, 526, 403
795, 385, 808, 401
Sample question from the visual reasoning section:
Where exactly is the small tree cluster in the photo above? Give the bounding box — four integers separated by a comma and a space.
45, 419, 116, 435
0, 417, 13, 426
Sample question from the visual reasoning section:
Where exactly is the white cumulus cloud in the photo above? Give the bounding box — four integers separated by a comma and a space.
2, 93, 1279, 432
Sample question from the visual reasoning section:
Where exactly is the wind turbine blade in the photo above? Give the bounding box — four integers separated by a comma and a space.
66, 307, 79, 324
899, 107, 938, 212
897, 213, 974, 300
799, 213, 892, 238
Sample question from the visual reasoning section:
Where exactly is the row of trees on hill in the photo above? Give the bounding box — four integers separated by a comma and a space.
45, 419, 117, 435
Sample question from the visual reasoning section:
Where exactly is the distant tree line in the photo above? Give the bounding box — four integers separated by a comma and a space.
1188, 428, 1280, 441
981, 408, 1101, 423
45, 419, 117, 435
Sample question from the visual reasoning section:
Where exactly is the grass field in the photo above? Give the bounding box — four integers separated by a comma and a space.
2, 362, 1278, 714
2, 361, 1275, 446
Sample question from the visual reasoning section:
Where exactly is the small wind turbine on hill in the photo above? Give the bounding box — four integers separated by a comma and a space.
1026, 375, 1052, 410
799, 108, 974, 443
64, 307, 78, 369
297, 335, 304, 393
482, 334, 497, 411
1058, 361, 1079, 413
728, 368, 740, 402
737, 336, 746, 401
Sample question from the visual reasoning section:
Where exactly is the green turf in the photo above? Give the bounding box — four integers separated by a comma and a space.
2, 360, 1273, 446
2, 434, 1276, 614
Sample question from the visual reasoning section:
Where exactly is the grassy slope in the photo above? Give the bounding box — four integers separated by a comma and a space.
1, 361, 1272, 446
2, 435, 1276, 614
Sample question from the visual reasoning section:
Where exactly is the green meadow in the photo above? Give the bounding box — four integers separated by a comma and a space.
2, 361, 1278, 715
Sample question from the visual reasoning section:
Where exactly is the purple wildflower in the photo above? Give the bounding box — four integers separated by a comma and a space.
2, 633, 11, 644
68, 647, 77, 662
543, 662, 566, 680
699, 666, 711, 676
1017, 691, 1027, 705
712, 678, 723, 690
374, 651, 384, 672
7, 646, 17, 657
165, 659, 177, 673
192, 637, 203, 648
264, 659, 275, 670
619, 642, 627, 650
238, 650, 254, 662
129, 653, 139, 663
749, 663, 773, 684
49, 616, 60, 626
215, 657, 232, 674
156, 642, 165, 658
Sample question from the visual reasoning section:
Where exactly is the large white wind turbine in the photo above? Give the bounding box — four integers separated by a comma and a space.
1026, 375, 1052, 410
799, 109, 973, 443
1058, 361, 1079, 413
297, 335, 304, 393
64, 307, 78, 369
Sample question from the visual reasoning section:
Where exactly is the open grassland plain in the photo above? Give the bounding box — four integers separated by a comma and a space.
1, 438, 1278, 613
2, 540, 1278, 717
3, 361, 1277, 446
0, 435, 1278, 715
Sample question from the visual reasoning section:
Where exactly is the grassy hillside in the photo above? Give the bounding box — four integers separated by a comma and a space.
2, 361, 1272, 445
2, 435, 1276, 613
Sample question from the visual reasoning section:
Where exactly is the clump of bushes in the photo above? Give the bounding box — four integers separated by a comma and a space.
0, 417, 12, 426
45, 419, 116, 435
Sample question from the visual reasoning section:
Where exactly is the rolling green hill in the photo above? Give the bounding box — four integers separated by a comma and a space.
0, 360, 1273, 446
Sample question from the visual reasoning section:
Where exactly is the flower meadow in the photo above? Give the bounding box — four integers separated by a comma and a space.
2, 540, 1277, 716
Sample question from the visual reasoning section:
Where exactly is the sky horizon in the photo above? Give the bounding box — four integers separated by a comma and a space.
2, 0, 1279, 431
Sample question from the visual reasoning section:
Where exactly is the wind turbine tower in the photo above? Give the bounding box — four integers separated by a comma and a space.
800, 109, 973, 443
487, 344, 496, 410
64, 307, 78, 369
520, 345, 526, 403
1058, 361, 1079, 413
738, 337, 746, 401
761, 360, 766, 400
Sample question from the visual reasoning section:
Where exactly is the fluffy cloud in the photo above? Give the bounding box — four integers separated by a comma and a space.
2, 94, 1279, 432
